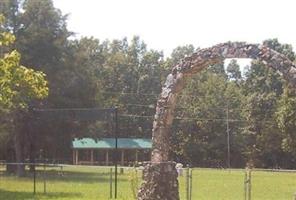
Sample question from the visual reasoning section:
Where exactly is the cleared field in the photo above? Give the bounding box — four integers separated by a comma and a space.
180, 169, 296, 200
0, 165, 296, 200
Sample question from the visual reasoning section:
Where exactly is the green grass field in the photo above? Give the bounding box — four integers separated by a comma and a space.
0, 165, 296, 200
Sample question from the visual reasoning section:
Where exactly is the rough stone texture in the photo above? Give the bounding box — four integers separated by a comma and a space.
151, 42, 296, 163
138, 162, 179, 200
138, 42, 296, 200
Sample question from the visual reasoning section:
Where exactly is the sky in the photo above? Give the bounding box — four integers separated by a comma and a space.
53, 0, 296, 66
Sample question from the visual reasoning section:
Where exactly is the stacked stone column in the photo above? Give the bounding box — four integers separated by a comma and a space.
138, 162, 179, 200
137, 42, 296, 200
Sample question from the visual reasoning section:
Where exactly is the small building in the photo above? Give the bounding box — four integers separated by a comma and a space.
72, 138, 152, 166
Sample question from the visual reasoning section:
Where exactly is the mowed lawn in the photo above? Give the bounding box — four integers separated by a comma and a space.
179, 169, 296, 200
1, 165, 296, 200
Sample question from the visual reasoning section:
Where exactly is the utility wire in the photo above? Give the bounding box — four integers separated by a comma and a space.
33, 107, 113, 112
122, 103, 278, 112
99, 92, 280, 112
32, 105, 279, 113
101, 91, 159, 97
124, 103, 156, 108
118, 114, 274, 123
100, 91, 243, 99
30, 108, 276, 124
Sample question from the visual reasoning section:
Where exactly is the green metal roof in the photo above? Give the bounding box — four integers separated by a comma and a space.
72, 138, 152, 149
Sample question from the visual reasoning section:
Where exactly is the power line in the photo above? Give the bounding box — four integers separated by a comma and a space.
100, 91, 247, 100
60, 91, 280, 113
33, 107, 113, 112
119, 114, 154, 119
118, 114, 275, 123
32, 105, 278, 114
101, 91, 159, 97
99, 92, 279, 112
30, 108, 277, 123
124, 103, 155, 108
122, 103, 278, 112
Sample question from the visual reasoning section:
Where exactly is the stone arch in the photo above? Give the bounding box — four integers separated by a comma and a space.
138, 42, 296, 200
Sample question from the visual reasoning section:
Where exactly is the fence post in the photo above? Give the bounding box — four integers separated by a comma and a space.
186, 165, 190, 200
110, 168, 113, 199
244, 168, 252, 200
244, 170, 247, 200
189, 169, 193, 200
135, 168, 139, 196
248, 170, 252, 200
294, 192, 296, 200
33, 162, 36, 195
43, 163, 46, 194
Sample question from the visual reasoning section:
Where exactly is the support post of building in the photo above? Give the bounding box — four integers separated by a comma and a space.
75, 150, 79, 165
135, 150, 138, 163
106, 150, 109, 166
90, 149, 94, 165
72, 149, 75, 165
121, 150, 124, 166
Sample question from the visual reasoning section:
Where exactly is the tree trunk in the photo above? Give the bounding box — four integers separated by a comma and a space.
14, 129, 25, 177
29, 144, 36, 172
137, 162, 179, 200
6, 147, 16, 173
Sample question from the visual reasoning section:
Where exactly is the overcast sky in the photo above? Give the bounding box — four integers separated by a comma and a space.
53, 0, 296, 61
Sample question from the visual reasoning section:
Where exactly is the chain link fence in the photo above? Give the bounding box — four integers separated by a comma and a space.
180, 167, 296, 200
0, 162, 142, 200
1, 163, 296, 200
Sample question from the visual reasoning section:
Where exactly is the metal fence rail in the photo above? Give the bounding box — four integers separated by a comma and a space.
181, 167, 296, 200
0, 162, 141, 199
1, 163, 296, 200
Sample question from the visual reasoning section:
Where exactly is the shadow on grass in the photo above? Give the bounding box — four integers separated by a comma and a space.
0, 189, 82, 200
1, 170, 129, 184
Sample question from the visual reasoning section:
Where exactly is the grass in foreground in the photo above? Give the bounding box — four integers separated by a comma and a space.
0, 166, 296, 200
179, 169, 296, 200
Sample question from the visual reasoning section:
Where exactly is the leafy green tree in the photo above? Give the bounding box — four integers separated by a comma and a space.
97, 36, 164, 137
1, 0, 21, 34
241, 39, 295, 168
171, 71, 244, 167
227, 59, 242, 82
0, 14, 48, 109
2, 0, 296, 170
0, 15, 48, 176
276, 87, 296, 166
1, 0, 70, 167
208, 62, 227, 78
170, 44, 196, 65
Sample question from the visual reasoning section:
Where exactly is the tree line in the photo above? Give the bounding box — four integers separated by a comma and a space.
1, 0, 296, 176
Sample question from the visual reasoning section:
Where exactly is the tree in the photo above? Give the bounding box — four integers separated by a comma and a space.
0, 0, 21, 34
170, 45, 196, 65
97, 36, 164, 138
227, 59, 242, 82
0, 15, 48, 176
276, 86, 296, 166
171, 71, 244, 167
241, 39, 295, 168
1, 0, 70, 171
208, 62, 227, 78
0, 14, 48, 109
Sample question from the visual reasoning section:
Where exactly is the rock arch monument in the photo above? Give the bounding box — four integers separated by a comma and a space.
137, 42, 296, 200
